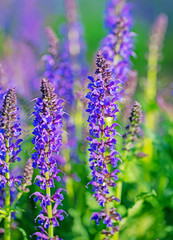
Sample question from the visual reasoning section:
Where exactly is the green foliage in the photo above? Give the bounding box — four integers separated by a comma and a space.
0, 1, 172, 239
120, 191, 166, 240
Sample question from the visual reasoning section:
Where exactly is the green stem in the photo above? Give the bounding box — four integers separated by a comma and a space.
45, 169, 53, 239
63, 123, 74, 202
11, 192, 23, 210
143, 37, 159, 165
113, 149, 128, 240
101, 108, 114, 240
113, 231, 119, 240
4, 140, 11, 240
115, 151, 127, 204
105, 201, 110, 216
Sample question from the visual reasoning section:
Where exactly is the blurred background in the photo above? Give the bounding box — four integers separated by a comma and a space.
0, 0, 172, 239
0, 0, 172, 89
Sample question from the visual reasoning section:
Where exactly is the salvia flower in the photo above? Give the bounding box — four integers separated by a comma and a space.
0, 88, 22, 185
43, 26, 75, 117
101, 0, 134, 87
45, 27, 59, 58
149, 13, 168, 59
32, 78, 67, 239
43, 26, 79, 166
146, 13, 168, 102
86, 51, 121, 238
63, 0, 88, 164
143, 14, 168, 164
43, 26, 75, 110
0, 88, 22, 239
123, 101, 142, 151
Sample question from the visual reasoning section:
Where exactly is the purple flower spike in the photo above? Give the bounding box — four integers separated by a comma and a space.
32, 78, 67, 239
43, 26, 79, 164
86, 51, 121, 238
0, 88, 22, 187
101, 0, 134, 92
0, 88, 22, 239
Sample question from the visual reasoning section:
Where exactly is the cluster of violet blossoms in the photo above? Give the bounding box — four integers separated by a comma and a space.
86, 51, 121, 238
101, 0, 134, 87
32, 78, 67, 240
43, 27, 78, 164
0, 88, 22, 192
43, 26, 75, 112
42, 1, 88, 164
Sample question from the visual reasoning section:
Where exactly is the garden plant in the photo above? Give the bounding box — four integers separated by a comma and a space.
0, 0, 172, 240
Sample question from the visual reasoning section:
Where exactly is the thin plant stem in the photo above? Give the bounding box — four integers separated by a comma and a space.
11, 192, 22, 210
113, 147, 129, 240
143, 46, 158, 164
75, 100, 83, 140
4, 139, 11, 240
143, 14, 167, 165
101, 106, 112, 239
45, 172, 54, 238
45, 150, 53, 239
63, 123, 74, 202
101, 106, 111, 239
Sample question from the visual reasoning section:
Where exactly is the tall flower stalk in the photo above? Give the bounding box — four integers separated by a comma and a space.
101, 1, 135, 178
114, 101, 142, 240
43, 26, 78, 160
86, 51, 121, 239
43, 27, 76, 203
65, 0, 88, 140
0, 88, 22, 240
101, 0, 134, 89
143, 14, 167, 164
32, 78, 67, 240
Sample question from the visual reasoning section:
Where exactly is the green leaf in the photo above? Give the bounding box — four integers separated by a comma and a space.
69, 208, 89, 240
18, 227, 28, 240
120, 190, 166, 240
135, 190, 157, 202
